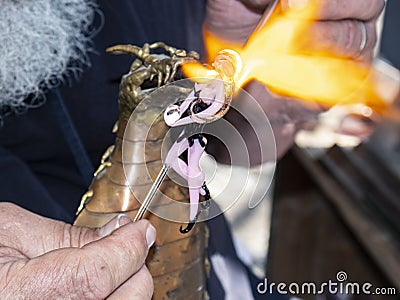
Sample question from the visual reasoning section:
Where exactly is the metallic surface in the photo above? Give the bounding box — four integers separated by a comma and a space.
74, 43, 208, 299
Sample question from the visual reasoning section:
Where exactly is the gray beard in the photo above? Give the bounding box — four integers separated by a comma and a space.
0, 0, 98, 117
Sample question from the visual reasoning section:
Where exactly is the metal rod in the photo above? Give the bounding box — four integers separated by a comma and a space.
133, 164, 170, 221
246, 0, 280, 44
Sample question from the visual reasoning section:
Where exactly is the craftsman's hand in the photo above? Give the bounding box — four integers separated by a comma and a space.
206, 0, 385, 61
0, 202, 156, 299
205, 0, 385, 160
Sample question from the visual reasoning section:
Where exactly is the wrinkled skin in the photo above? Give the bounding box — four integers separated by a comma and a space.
206, 0, 385, 60
0, 203, 155, 300
205, 0, 385, 160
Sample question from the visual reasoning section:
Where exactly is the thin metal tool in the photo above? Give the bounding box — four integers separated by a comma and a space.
133, 164, 170, 221
246, 0, 280, 43
253, 0, 280, 33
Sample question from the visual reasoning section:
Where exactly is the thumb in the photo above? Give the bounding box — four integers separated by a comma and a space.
240, 0, 270, 9
82, 219, 156, 288
205, 0, 263, 44
9, 220, 156, 299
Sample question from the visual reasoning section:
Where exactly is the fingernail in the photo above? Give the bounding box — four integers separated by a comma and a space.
146, 224, 156, 249
98, 214, 132, 237
117, 214, 132, 227
288, 0, 308, 9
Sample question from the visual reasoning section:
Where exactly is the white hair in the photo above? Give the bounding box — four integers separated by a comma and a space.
0, 0, 99, 118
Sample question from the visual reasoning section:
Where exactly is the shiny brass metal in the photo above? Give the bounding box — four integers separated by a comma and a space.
74, 43, 208, 299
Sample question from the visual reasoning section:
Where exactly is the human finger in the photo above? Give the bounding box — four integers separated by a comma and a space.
240, 0, 270, 9
3, 220, 156, 299
0, 202, 71, 256
281, 0, 385, 21
0, 246, 27, 264
298, 19, 377, 60
0, 203, 133, 257
108, 266, 154, 300
205, 0, 264, 43
80, 220, 156, 294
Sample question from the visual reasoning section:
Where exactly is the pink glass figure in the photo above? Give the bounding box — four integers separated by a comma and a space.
163, 80, 226, 233
163, 49, 239, 233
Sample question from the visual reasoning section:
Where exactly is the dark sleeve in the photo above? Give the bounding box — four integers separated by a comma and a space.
380, 0, 400, 69
0, 146, 70, 222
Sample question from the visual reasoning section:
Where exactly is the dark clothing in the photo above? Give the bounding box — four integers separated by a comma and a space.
381, 0, 400, 70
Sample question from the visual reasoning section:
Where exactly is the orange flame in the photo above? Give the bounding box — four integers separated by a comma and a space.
183, 3, 394, 112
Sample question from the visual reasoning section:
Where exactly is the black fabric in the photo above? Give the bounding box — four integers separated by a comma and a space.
0, 146, 69, 220
380, 0, 400, 69
50, 88, 95, 187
